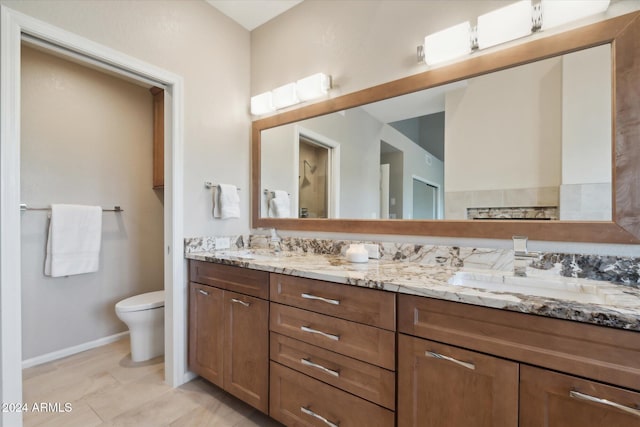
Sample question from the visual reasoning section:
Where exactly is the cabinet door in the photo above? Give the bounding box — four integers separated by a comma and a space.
188, 283, 224, 387
520, 365, 640, 427
224, 291, 269, 413
398, 334, 518, 427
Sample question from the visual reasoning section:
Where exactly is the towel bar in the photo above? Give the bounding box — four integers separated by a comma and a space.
20, 204, 123, 212
263, 189, 291, 197
204, 181, 241, 190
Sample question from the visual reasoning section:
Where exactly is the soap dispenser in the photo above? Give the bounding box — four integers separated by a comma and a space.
346, 244, 368, 263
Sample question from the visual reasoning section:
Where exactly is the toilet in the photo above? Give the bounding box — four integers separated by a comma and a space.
115, 290, 165, 362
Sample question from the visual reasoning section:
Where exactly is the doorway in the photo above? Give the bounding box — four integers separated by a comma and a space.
298, 137, 329, 218
20, 44, 164, 367
1, 8, 185, 425
412, 177, 439, 220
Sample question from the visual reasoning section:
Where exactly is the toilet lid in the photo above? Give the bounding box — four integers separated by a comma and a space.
116, 290, 165, 313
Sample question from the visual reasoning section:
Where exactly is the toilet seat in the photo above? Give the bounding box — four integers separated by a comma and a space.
115, 290, 164, 313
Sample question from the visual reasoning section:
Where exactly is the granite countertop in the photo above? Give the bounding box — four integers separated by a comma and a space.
185, 249, 640, 332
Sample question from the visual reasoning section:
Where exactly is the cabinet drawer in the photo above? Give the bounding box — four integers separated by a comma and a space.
270, 362, 394, 427
190, 260, 268, 299
270, 303, 395, 370
398, 334, 518, 427
270, 333, 395, 410
270, 273, 395, 330
398, 294, 640, 391
520, 365, 640, 427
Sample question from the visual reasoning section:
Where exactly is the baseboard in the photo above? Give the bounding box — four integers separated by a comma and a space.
22, 331, 129, 369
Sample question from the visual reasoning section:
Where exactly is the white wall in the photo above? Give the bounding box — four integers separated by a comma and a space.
2, 0, 251, 238
560, 44, 612, 221
562, 44, 612, 185
20, 46, 164, 360
260, 125, 296, 217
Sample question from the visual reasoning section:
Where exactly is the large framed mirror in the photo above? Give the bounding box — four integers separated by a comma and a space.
252, 11, 640, 243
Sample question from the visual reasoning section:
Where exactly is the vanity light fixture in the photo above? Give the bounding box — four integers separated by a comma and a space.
423, 21, 473, 65
250, 91, 275, 115
477, 0, 532, 50
418, 0, 611, 65
296, 73, 332, 101
272, 82, 299, 109
250, 72, 333, 116
540, 0, 611, 31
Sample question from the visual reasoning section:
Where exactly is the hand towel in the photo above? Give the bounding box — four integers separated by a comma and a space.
213, 184, 240, 219
269, 190, 291, 218
44, 204, 102, 277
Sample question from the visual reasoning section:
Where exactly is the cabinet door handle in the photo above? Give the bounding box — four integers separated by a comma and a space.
197, 289, 209, 296
231, 298, 251, 307
301, 358, 340, 378
301, 293, 340, 305
425, 351, 475, 370
300, 406, 339, 427
301, 325, 340, 341
570, 390, 640, 418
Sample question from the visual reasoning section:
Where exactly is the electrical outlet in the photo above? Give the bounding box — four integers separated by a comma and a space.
215, 237, 230, 250
364, 244, 380, 259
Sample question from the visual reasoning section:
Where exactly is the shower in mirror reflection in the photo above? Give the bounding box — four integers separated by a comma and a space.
298, 137, 328, 218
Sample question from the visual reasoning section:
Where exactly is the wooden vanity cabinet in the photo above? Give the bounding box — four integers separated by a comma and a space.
398, 293, 640, 427
269, 273, 396, 426
188, 261, 269, 413
398, 334, 519, 427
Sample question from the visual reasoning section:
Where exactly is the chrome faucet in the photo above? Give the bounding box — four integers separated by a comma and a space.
269, 228, 282, 253
512, 236, 540, 277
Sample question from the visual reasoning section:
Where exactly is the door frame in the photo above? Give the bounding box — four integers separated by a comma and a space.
411, 175, 442, 220
294, 125, 340, 218
1, 7, 186, 426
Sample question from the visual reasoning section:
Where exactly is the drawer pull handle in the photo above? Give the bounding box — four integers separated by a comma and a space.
301, 293, 340, 305
301, 406, 339, 427
231, 298, 251, 307
197, 289, 209, 296
301, 358, 340, 378
301, 325, 340, 341
570, 391, 640, 418
425, 351, 475, 370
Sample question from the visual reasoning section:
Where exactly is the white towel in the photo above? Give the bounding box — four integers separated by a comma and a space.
214, 184, 240, 219
269, 190, 291, 218
44, 204, 102, 277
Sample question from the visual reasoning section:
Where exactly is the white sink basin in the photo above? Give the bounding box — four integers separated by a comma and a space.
448, 271, 614, 305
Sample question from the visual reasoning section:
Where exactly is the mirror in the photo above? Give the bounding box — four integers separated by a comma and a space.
252, 11, 640, 243
260, 45, 611, 222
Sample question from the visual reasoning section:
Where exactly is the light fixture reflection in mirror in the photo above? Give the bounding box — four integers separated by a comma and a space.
260, 44, 612, 223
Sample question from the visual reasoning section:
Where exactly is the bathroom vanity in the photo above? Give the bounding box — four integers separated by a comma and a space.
186, 250, 640, 427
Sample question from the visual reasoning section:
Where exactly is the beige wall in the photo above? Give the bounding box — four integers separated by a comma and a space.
20, 46, 163, 359
3, 0, 251, 238
445, 56, 563, 193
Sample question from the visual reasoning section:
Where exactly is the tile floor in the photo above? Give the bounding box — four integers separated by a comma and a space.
22, 338, 283, 427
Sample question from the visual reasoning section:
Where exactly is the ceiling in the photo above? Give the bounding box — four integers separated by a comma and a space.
206, 0, 303, 31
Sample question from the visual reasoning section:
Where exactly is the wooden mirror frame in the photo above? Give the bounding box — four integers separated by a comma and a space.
252, 11, 640, 244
